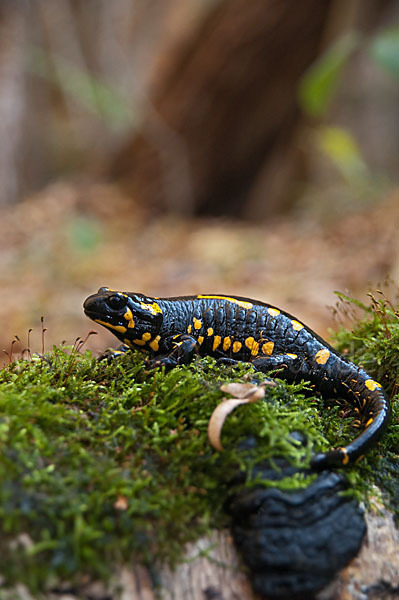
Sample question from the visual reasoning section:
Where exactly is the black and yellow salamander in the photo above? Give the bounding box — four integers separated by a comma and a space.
83, 288, 390, 470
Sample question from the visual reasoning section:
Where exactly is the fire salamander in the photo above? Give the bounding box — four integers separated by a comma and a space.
84, 288, 390, 470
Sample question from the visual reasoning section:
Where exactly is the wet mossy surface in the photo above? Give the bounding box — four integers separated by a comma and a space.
0, 291, 397, 592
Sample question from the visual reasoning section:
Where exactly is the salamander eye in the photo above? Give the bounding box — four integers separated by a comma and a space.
106, 294, 128, 311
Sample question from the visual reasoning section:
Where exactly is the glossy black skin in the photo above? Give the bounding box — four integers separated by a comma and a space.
84, 288, 391, 470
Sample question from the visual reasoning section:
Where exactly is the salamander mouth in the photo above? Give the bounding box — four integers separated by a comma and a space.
83, 307, 106, 320
83, 298, 109, 321
83, 295, 107, 321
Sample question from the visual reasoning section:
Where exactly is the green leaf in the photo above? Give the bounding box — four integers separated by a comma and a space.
299, 32, 361, 117
316, 126, 369, 181
369, 26, 399, 77
66, 216, 102, 253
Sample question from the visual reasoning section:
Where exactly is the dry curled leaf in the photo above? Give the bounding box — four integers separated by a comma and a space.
114, 494, 129, 511
208, 383, 267, 451
220, 380, 276, 398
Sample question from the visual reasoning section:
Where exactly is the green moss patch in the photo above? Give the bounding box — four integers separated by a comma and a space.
0, 289, 397, 591
330, 289, 399, 513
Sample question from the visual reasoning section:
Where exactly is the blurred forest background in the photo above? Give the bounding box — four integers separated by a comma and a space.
0, 0, 398, 362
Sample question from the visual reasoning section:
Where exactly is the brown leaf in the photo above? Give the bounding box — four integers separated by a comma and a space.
114, 495, 129, 511
208, 384, 266, 451
220, 380, 276, 398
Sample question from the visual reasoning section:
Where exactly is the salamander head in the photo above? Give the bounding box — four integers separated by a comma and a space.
83, 287, 163, 348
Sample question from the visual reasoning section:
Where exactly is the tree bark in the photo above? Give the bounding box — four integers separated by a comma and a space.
34, 508, 397, 599
0, 3, 27, 205
109, 0, 334, 218
106, 509, 399, 600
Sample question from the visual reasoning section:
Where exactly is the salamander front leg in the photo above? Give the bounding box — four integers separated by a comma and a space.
148, 334, 199, 370
216, 357, 243, 367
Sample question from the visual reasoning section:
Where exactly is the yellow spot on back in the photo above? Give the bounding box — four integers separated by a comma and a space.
149, 336, 161, 352
128, 320, 135, 328
187, 324, 192, 334
291, 320, 304, 331
95, 319, 127, 334
232, 341, 242, 353
207, 327, 214, 336
262, 341, 274, 355
198, 335, 204, 345
193, 318, 202, 330
365, 379, 381, 391
223, 337, 232, 351
244, 336, 260, 356
287, 353, 298, 359
213, 336, 221, 351
132, 338, 146, 346
123, 338, 132, 347
315, 348, 330, 365
267, 308, 280, 317
365, 417, 374, 427
245, 337, 255, 350
197, 295, 253, 309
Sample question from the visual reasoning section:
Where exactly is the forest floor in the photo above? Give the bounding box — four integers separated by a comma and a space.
0, 181, 398, 365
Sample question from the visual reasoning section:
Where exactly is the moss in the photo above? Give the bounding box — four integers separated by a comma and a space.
0, 289, 397, 591
330, 289, 399, 514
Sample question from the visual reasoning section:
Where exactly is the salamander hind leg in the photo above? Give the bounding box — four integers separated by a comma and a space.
252, 353, 299, 376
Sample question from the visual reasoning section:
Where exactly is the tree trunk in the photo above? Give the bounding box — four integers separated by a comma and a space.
109, 0, 334, 218
0, 3, 27, 205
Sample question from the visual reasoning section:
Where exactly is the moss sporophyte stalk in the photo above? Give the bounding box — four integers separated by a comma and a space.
0, 290, 397, 590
